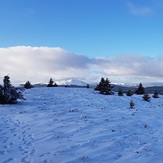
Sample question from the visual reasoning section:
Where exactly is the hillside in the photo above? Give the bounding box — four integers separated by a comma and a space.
113, 85, 163, 95
1, 87, 163, 162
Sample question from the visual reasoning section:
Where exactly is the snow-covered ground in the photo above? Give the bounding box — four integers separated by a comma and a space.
1, 87, 163, 163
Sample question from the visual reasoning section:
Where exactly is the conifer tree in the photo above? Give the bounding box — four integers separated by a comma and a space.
54, 82, 58, 87
86, 84, 90, 88
0, 76, 23, 104
142, 93, 150, 102
24, 81, 33, 89
95, 78, 114, 95
130, 100, 134, 108
118, 88, 123, 96
152, 91, 159, 98
47, 78, 58, 87
135, 83, 145, 95
126, 90, 133, 96
47, 78, 54, 87
94, 77, 105, 91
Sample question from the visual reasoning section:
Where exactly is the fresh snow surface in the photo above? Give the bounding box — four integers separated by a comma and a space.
1, 87, 163, 163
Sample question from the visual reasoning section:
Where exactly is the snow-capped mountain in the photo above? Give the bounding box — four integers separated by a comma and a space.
57, 79, 88, 86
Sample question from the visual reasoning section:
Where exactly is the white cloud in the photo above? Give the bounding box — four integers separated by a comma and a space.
0, 46, 163, 86
0, 46, 92, 84
107, 55, 163, 76
93, 55, 163, 85
127, 2, 152, 16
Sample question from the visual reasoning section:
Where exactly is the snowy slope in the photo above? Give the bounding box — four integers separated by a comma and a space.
1, 87, 163, 163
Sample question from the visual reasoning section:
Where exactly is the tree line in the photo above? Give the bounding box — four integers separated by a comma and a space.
94, 77, 159, 103
0, 76, 160, 105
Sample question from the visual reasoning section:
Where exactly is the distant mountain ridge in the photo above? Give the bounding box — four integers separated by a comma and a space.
20, 78, 163, 94
57, 79, 88, 86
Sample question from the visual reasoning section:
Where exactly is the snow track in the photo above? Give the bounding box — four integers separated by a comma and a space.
0, 105, 36, 163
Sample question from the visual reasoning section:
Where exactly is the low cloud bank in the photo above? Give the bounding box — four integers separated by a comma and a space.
0, 46, 163, 86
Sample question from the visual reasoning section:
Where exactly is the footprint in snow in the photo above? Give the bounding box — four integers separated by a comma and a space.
21, 156, 30, 163
30, 148, 36, 156
3, 157, 14, 163
0, 149, 8, 155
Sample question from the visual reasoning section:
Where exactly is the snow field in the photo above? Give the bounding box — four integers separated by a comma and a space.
1, 87, 163, 163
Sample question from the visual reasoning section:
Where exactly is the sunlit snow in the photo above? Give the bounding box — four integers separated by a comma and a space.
1, 87, 163, 163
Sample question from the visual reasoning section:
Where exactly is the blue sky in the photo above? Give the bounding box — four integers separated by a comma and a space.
1, 0, 163, 57
1, 0, 163, 85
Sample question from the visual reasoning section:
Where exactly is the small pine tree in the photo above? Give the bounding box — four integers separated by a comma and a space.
0, 76, 23, 104
94, 77, 105, 91
105, 78, 114, 95
152, 91, 159, 98
0, 85, 4, 102
54, 82, 58, 87
135, 83, 145, 95
126, 90, 133, 96
47, 78, 58, 87
47, 78, 54, 87
130, 100, 134, 109
142, 93, 150, 102
86, 84, 90, 88
95, 78, 114, 95
118, 88, 123, 96
24, 81, 33, 89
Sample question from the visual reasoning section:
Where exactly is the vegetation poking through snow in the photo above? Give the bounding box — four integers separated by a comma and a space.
135, 83, 145, 95
0, 76, 23, 104
130, 100, 135, 108
94, 77, 114, 95
24, 81, 33, 89
153, 91, 159, 98
126, 90, 133, 96
118, 88, 123, 96
47, 78, 58, 87
142, 93, 150, 102
86, 84, 90, 88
